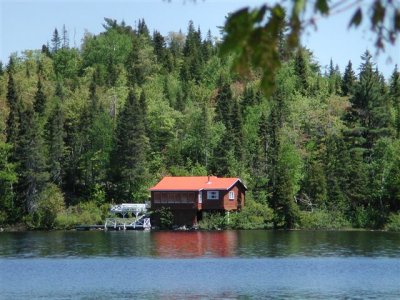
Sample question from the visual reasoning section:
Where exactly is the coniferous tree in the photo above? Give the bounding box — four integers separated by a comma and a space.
294, 49, 308, 94
215, 77, 233, 129
33, 78, 46, 116
5, 70, 19, 146
230, 98, 244, 160
153, 30, 166, 66
342, 60, 357, 96
45, 103, 65, 186
51, 28, 61, 53
111, 89, 149, 202
15, 106, 49, 215
389, 65, 400, 137
137, 19, 150, 38
62, 25, 69, 49
0, 141, 17, 221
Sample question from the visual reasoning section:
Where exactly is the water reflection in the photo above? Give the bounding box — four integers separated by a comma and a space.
0, 230, 399, 258
153, 231, 237, 257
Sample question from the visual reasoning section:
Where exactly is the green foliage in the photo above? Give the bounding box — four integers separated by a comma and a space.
198, 212, 227, 230
298, 210, 350, 229
386, 213, 400, 231
25, 183, 65, 229
0, 141, 17, 223
55, 201, 110, 230
1, 18, 400, 231
230, 200, 274, 229
221, 1, 400, 95
152, 207, 174, 230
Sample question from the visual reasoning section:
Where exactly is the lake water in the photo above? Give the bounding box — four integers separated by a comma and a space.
0, 230, 399, 299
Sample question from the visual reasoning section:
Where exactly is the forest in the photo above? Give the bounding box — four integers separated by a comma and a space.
0, 18, 400, 230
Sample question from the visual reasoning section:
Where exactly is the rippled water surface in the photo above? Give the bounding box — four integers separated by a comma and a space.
1, 230, 399, 299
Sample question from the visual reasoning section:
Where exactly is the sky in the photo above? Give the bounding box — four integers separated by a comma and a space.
0, 0, 399, 78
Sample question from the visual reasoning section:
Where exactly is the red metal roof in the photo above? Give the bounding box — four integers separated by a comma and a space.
149, 176, 246, 191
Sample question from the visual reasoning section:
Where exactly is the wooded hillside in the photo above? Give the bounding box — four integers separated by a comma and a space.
1, 18, 399, 230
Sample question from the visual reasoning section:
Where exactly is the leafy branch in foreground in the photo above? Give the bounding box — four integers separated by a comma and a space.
221, 0, 400, 96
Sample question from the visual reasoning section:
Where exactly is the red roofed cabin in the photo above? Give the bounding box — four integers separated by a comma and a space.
150, 176, 246, 227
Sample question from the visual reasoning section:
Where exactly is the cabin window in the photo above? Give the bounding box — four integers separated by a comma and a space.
198, 192, 202, 204
229, 191, 235, 200
207, 191, 219, 200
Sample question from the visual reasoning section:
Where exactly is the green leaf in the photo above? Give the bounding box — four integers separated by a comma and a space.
315, 0, 329, 15
293, 0, 306, 15
349, 8, 362, 28
394, 10, 400, 30
372, 1, 385, 27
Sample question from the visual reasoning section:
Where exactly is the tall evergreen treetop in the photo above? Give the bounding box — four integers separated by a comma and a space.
51, 28, 61, 53
6, 71, 19, 145
112, 89, 149, 201
33, 78, 47, 116
15, 106, 48, 215
342, 60, 357, 96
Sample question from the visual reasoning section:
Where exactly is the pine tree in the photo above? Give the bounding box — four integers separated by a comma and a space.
215, 77, 233, 129
137, 18, 150, 38
153, 30, 166, 65
51, 28, 61, 53
0, 141, 17, 221
6, 71, 19, 146
180, 21, 203, 82
342, 60, 356, 96
33, 78, 46, 116
15, 106, 49, 215
389, 65, 400, 137
294, 49, 308, 94
230, 98, 244, 160
45, 103, 65, 186
111, 89, 149, 201
349, 50, 387, 150
62, 25, 69, 49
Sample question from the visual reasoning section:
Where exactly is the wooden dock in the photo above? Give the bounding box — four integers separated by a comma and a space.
75, 216, 151, 231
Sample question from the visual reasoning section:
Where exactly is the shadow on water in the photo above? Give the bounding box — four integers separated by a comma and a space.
0, 229, 399, 258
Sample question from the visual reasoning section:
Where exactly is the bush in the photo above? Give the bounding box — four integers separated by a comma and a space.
352, 206, 386, 229
198, 212, 227, 230
55, 201, 110, 230
0, 210, 8, 226
230, 200, 274, 229
386, 213, 400, 231
298, 209, 350, 229
25, 184, 65, 229
152, 207, 174, 229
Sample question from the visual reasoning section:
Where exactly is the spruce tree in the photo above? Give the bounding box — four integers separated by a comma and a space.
342, 60, 356, 96
137, 19, 150, 38
294, 49, 308, 94
51, 28, 61, 53
111, 89, 149, 202
33, 78, 46, 116
215, 77, 233, 129
15, 106, 49, 215
45, 103, 65, 186
5, 71, 19, 146
389, 65, 400, 137
153, 30, 166, 65
230, 98, 244, 160
62, 25, 69, 49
